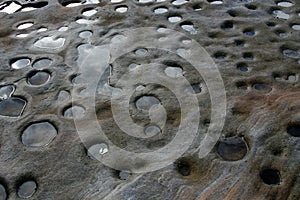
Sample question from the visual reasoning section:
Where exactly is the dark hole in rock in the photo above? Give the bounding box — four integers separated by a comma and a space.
235, 39, 245, 47
227, 9, 239, 17
192, 4, 202, 11
221, 20, 233, 30
176, 160, 191, 176
260, 169, 281, 185
214, 51, 227, 60
243, 28, 255, 36
237, 63, 248, 72
236, 81, 248, 90
245, 4, 257, 10
191, 84, 202, 93
252, 83, 272, 93
217, 136, 248, 161
266, 21, 276, 27
243, 52, 254, 60
287, 124, 300, 137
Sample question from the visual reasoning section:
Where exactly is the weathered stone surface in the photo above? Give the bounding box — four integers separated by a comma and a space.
0, 0, 299, 200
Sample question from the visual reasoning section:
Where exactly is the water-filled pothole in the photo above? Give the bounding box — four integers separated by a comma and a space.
21, 122, 57, 147
27, 71, 51, 86
63, 105, 86, 119
135, 96, 160, 112
0, 97, 27, 117
11, 58, 31, 69
17, 180, 37, 199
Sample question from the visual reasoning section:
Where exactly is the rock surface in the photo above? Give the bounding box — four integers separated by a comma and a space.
0, 0, 299, 200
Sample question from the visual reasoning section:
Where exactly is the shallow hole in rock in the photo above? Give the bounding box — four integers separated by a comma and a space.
207, 0, 223, 5
37, 27, 47, 32
277, 1, 294, 7
172, 0, 189, 6
291, 24, 300, 31
180, 21, 197, 34
10, 58, 31, 69
236, 81, 248, 90
275, 29, 288, 38
221, 20, 233, 30
111, 0, 124, 3
17, 22, 34, 30
282, 49, 299, 58
135, 85, 145, 91
176, 160, 191, 176
266, 21, 276, 27
260, 169, 281, 185
88, 143, 109, 159
144, 124, 161, 137
243, 52, 254, 60
82, 8, 97, 16
272, 9, 290, 20
190, 83, 202, 94
154, 7, 168, 14
111, 34, 127, 43
134, 48, 148, 56
17, 180, 37, 199
34, 36, 66, 49
245, 4, 256, 10
192, 4, 202, 11
32, 58, 52, 69
79, 30, 93, 38
243, 28, 255, 36
0, 85, 15, 100
214, 51, 227, 60
27, 71, 51, 86
227, 9, 239, 17
0, 97, 27, 117
237, 62, 249, 72
235, 39, 245, 47
21, 121, 57, 147
164, 66, 183, 78
16, 34, 29, 38
287, 124, 300, 137
135, 96, 160, 111
63, 105, 86, 119
128, 63, 141, 71
115, 5, 128, 13
58, 26, 68, 32
217, 136, 248, 161
116, 170, 131, 180
168, 15, 182, 23
252, 83, 272, 93
287, 74, 297, 82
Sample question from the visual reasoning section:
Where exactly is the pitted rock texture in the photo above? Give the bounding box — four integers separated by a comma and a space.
0, 0, 299, 200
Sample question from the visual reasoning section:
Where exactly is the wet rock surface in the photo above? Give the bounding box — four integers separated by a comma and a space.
0, 0, 299, 200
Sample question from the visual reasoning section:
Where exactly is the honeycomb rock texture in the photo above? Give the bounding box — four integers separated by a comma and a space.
0, 0, 299, 200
